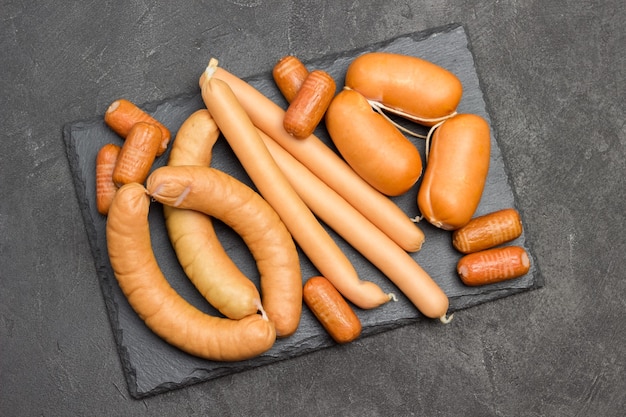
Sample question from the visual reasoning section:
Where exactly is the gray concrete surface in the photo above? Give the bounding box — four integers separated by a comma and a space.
1, 1, 624, 416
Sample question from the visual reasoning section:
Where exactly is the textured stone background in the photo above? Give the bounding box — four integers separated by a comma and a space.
1, 1, 624, 416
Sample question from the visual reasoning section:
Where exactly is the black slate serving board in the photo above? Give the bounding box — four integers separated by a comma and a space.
64, 24, 542, 399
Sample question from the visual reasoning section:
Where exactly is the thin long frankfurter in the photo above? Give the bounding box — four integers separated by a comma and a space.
209, 64, 425, 253
199, 59, 392, 311
164, 109, 263, 320
259, 129, 450, 320
147, 165, 303, 338
106, 183, 276, 361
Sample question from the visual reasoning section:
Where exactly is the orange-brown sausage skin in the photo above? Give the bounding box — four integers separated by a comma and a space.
283, 70, 336, 139
95, 143, 121, 215
273, 55, 309, 103
325, 89, 422, 196
106, 183, 276, 361
104, 98, 171, 155
345, 52, 462, 124
452, 208, 523, 254
111, 122, 161, 187
146, 165, 302, 338
164, 109, 262, 320
303, 276, 362, 344
417, 114, 491, 230
457, 246, 530, 286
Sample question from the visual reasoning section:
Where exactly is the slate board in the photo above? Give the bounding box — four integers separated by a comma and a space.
63, 24, 542, 399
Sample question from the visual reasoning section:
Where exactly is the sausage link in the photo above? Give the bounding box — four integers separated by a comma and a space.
106, 183, 276, 361
452, 208, 523, 254
345, 52, 463, 125
112, 122, 161, 187
104, 98, 171, 155
303, 276, 362, 344
283, 69, 336, 139
417, 113, 491, 230
272, 55, 309, 103
95, 143, 121, 215
325, 89, 422, 196
164, 109, 262, 320
457, 246, 530, 286
146, 165, 302, 338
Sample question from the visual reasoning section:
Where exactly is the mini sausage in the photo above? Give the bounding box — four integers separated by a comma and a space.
111, 121, 161, 187
303, 276, 362, 344
272, 55, 309, 103
452, 208, 523, 254
283, 69, 336, 139
345, 52, 463, 125
325, 89, 422, 196
106, 183, 276, 361
104, 98, 171, 156
95, 143, 121, 215
457, 245, 530, 286
417, 114, 491, 230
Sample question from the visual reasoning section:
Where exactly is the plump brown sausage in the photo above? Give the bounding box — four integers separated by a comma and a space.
457, 245, 530, 286
325, 89, 422, 196
303, 276, 362, 344
146, 165, 302, 338
104, 98, 171, 156
106, 183, 276, 361
452, 208, 523, 254
344, 52, 463, 125
417, 114, 491, 230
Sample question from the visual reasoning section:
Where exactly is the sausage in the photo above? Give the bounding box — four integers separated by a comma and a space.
209, 64, 425, 253
344, 52, 462, 125
417, 113, 491, 230
104, 98, 171, 156
260, 130, 449, 320
200, 60, 391, 313
106, 182, 276, 361
452, 208, 523, 254
457, 246, 530, 286
272, 55, 309, 103
303, 276, 362, 344
325, 89, 422, 196
164, 109, 263, 320
111, 121, 161, 187
95, 143, 121, 215
283, 69, 336, 139
146, 165, 302, 338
